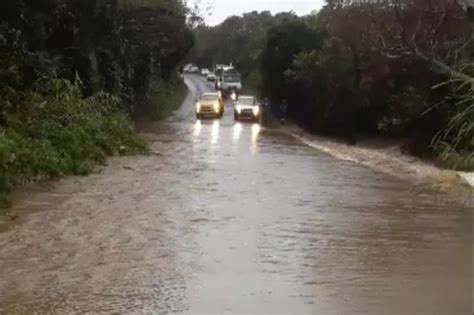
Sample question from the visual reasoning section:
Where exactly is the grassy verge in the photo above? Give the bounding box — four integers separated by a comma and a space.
0, 78, 148, 216
139, 77, 188, 120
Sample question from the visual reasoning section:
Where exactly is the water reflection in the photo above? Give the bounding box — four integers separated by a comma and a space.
211, 120, 220, 145
233, 122, 242, 143
251, 123, 261, 153
193, 120, 202, 138
251, 123, 261, 142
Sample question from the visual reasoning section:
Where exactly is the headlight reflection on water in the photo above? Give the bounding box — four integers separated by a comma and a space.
252, 123, 261, 139
211, 120, 220, 144
251, 123, 261, 153
253, 106, 260, 116
233, 122, 242, 142
193, 120, 202, 138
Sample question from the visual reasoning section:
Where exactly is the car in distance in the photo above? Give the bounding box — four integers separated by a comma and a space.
184, 64, 199, 73
201, 68, 210, 76
234, 95, 261, 122
207, 72, 217, 82
196, 92, 224, 119
183, 63, 192, 73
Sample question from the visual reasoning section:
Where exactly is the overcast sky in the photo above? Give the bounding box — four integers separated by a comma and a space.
191, 0, 325, 26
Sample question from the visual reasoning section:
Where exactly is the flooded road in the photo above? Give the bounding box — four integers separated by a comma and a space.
0, 75, 472, 314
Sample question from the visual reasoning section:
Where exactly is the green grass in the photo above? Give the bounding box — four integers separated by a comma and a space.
140, 77, 187, 120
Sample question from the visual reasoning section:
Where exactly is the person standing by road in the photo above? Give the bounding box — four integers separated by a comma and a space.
261, 97, 270, 123
280, 99, 288, 122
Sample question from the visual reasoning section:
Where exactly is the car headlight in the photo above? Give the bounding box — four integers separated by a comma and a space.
236, 105, 242, 113
196, 103, 201, 113
231, 92, 237, 101
213, 103, 220, 112
253, 107, 260, 116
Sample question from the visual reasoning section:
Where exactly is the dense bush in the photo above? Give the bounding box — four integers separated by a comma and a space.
0, 79, 147, 196
0, 0, 194, 112
279, 2, 473, 168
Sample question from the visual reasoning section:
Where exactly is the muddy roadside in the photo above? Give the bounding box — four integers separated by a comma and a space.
0, 77, 191, 227
267, 120, 474, 194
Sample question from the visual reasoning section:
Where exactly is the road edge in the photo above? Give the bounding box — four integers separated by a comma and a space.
277, 122, 474, 189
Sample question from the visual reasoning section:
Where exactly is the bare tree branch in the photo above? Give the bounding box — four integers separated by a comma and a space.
367, 0, 473, 81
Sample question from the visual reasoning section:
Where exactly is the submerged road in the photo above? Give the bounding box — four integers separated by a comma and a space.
0, 74, 472, 314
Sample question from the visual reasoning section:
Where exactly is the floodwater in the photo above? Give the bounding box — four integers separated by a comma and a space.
0, 75, 472, 314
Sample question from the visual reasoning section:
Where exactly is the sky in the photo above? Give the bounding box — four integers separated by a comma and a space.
191, 0, 325, 26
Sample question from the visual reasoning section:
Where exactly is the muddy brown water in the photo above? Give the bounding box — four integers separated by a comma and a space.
0, 75, 472, 314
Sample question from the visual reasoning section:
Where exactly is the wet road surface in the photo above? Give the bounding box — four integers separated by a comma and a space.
0, 75, 472, 314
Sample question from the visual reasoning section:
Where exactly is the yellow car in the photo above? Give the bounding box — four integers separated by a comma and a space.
196, 92, 224, 119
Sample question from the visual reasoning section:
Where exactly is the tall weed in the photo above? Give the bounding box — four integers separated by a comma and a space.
432, 76, 474, 170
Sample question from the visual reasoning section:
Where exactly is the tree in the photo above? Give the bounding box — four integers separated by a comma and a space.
368, 0, 473, 82
260, 20, 321, 103
0, 0, 194, 101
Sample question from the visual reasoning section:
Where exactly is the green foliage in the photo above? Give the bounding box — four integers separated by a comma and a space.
138, 76, 188, 120
432, 77, 474, 170
0, 79, 148, 197
0, 0, 194, 112
242, 70, 262, 97
189, 11, 298, 77
261, 20, 322, 103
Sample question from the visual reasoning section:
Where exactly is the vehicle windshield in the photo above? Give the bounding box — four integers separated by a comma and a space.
223, 75, 241, 83
200, 94, 218, 101
239, 98, 256, 105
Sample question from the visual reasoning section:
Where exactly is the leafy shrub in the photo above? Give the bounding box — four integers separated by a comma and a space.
0, 78, 148, 196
